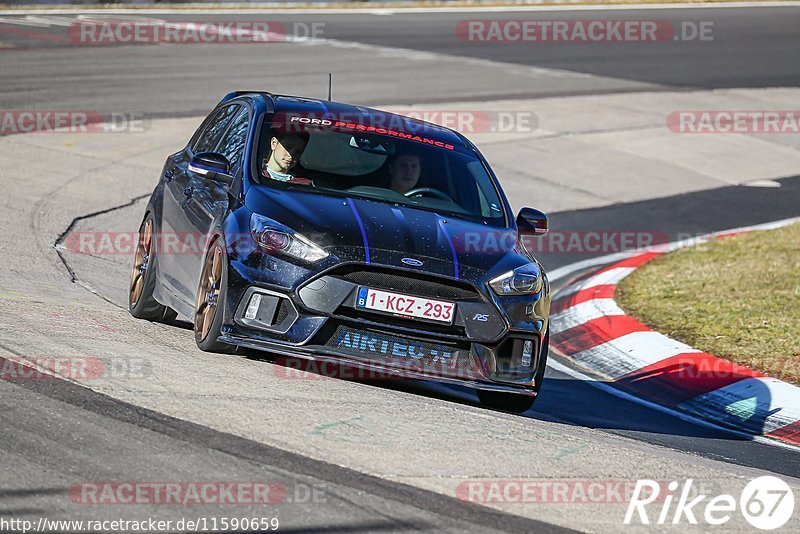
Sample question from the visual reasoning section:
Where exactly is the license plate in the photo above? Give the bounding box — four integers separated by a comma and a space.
355, 287, 456, 324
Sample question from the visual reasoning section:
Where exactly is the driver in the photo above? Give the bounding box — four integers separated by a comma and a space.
387, 152, 421, 194
261, 132, 312, 186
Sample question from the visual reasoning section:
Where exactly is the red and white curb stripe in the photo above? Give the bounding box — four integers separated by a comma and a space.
548, 218, 800, 447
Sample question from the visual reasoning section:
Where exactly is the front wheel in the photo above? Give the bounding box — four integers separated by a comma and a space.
194, 238, 234, 353
477, 390, 536, 413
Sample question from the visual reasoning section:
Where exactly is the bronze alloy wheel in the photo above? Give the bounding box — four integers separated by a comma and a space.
195, 242, 224, 343
129, 218, 153, 308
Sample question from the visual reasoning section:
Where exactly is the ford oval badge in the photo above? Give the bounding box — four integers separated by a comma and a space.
401, 257, 424, 267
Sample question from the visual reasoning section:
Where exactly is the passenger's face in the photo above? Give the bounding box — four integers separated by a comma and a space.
269, 136, 306, 172
389, 155, 421, 194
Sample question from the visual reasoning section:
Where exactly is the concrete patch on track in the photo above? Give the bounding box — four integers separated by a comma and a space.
2, 89, 800, 531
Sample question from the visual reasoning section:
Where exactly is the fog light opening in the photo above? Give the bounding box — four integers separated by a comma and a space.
494, 336, 539, 378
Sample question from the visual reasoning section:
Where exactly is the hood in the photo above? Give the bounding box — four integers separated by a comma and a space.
245, 186, 530, 281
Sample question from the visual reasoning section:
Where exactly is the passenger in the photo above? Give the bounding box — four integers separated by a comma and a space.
261, 132, 312, 185
387, 152, 422, 194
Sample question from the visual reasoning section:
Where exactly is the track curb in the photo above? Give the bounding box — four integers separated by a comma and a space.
549, 218, 800, 446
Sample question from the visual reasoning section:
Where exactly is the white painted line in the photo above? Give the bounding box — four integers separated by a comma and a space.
743, 179, 782, 188
0, 17, 53, 27
75, 14, 167, 23
23, 15, 73, 27
550, 298, 624, 333
570, 331, 700, 380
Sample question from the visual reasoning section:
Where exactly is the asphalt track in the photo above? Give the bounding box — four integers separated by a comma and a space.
1, 4, 800, 532
1, 6, 799, 113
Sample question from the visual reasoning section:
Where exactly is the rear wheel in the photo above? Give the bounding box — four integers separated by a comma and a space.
477, 390, 536, 413
194, 238, 234, 353
129, 214, 177, 323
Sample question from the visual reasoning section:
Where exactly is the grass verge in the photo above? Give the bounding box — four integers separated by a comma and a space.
616, 222, 800, 385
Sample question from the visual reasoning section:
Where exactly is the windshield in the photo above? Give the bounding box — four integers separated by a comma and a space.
254, 117, 508, 226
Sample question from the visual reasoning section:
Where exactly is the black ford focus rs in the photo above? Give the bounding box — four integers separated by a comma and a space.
129, 91, 551, 412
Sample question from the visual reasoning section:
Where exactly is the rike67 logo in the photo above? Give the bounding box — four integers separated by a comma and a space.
625, 476, 795, 530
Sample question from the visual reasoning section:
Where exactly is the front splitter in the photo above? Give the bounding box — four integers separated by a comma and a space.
218, 334, 538, 396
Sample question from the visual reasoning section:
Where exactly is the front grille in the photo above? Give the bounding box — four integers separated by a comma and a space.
321, 323, 482, 380
332, 266, 480, 301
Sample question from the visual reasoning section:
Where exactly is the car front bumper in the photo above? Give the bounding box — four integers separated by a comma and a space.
221, 253, 549, 392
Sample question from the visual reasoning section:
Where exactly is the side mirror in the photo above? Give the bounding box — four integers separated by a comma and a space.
517, 207, 549, 237
189, 152, 234, 186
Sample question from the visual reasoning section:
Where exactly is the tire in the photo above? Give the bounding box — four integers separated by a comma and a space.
129, 213, 178, 323
477, 390, 536, 413
193, 237, 234, 353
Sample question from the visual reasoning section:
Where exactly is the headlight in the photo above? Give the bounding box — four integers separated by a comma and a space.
250, 213, 328, 263
489, 263, 543, 295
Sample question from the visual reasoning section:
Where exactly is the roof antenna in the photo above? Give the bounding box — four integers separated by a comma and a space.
327, 73, 332, 101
